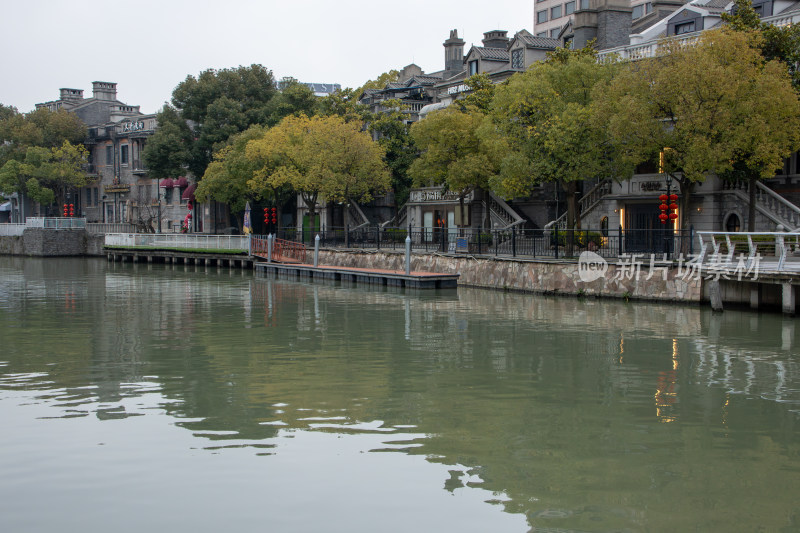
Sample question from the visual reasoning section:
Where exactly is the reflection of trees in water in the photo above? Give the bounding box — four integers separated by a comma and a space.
3, 260, 800, 531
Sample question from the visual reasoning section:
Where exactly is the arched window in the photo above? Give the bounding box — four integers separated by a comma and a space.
601, 216, 609, 237
725, 213, 741, 233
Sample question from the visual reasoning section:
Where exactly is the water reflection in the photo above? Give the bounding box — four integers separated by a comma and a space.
1, 257, 799, 532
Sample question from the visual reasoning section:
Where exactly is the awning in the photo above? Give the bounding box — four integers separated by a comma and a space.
174, 176, 189, 188
159, 178, 174, 188
182, 183, 197, 201
0, 201, 11, 212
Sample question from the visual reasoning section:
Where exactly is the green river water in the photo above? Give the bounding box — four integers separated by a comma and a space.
0, 256, 799, 532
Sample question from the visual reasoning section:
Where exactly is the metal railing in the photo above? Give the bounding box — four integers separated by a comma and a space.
87, 223, 138, 234
25, 217, 86, 229
0, 223, 26, 236
105, 233, 248, 252
697, 231, 800, 272
267, 225, 695, 261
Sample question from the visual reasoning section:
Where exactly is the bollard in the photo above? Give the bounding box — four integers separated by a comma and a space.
405, 235, 411, 275
314, 234, 320, 267
267, 234, 273, 263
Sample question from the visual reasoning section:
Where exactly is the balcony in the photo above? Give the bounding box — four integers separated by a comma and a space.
132, 159, 148, 175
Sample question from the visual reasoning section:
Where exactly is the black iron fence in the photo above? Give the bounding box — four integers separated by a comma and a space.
265, 226, 695, 261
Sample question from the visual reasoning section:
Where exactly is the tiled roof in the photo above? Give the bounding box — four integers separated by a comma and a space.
473, 47, 510, 61
518, 35, 561, 49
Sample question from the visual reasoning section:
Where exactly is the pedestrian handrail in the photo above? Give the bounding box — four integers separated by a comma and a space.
0, 223, 26, 236
26, 217, 86, 229
697, 231, 800, 272
105, 233, 248, 251
87, 223, 138, 234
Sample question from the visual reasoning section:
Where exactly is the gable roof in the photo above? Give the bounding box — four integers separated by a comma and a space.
469, 46, 510, 61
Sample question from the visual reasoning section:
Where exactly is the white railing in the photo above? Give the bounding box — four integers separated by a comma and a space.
86, 223, 138, 234
25, 217, 87, 229
697, 231, 800, 272
0, 223, 26, 236
722, 180, 800, 230
105, 233, 249, 252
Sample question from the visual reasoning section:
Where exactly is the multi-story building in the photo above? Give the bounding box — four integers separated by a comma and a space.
35, 82, 192, 231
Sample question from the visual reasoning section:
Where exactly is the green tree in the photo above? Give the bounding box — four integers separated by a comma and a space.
316, 88, 371, 123
367, 100, 417, 208
599, 29, 800, 235
265, 78, 318, 126
489, 45, 626, 237
141, 105, 192, 179
196, 125, 267, 231
0, 141, 89, 208
0, 107, 86, 166
144, 65, 278, 180
409, 107, 495, 228
246, 114, 391, 225
723, 0, 800, 88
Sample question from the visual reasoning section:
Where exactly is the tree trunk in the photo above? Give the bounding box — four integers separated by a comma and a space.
748, 174, 757, 232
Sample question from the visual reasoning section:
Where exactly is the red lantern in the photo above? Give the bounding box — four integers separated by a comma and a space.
669, 194, 678, 202
63, 204, 68, 217
659, 194, 669, 202
669, 213, 678, 220
659, 203, 669, 211
669, 203, 678, 210
69, 204, 74, 217
263, 207, 269, 224
659, 213, 668, 223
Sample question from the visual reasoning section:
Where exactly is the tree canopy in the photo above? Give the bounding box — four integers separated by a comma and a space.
143, 64, 279, 179
0, 141, 89, 207
489, 45, 626, 231
0, 107, 86, 167
246, 114, 391, 221
599, 28, 800, 233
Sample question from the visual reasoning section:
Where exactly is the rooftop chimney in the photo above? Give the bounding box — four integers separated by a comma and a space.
482, 30, 509, 49
59, 88, 84, 102
92, 81, 117, 101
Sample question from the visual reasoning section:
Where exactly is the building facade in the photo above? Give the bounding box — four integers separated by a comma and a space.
35, 82, 193, 232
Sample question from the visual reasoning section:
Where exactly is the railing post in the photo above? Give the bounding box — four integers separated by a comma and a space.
267, 234, 273, 263
405, 235, 411, 275
554, 227, 559, 259
314, 234, 320, 267
512, 226, 516, 257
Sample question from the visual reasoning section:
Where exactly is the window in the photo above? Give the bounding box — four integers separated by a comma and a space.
93, 187, 98, 206
565, 1, 575, 14
120, 145, 129, 165
646, 2, 653, 13
537, 9, 548, 23
550, 28, 560, 37
86, 188, 92, 206
579, 0, 589, 9
601, 216, 609, 237
675, 21, 695, 34
106, 145, 113, 166
165, 187, 173, 204
551, 5, 562, 18
633, 5, 644, 18
511, 48, 524, 69
537, 31, 548, 37
469, 60, 478, 76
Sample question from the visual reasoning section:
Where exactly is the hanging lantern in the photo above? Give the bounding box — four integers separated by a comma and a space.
669, 194, 678, 202
669, 213, 678, 220
659, 203, 669, 211
659, 194, 669, 202
669, 203, 678, 211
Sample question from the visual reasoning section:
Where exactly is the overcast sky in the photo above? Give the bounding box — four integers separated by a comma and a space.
1, 0, 534, 114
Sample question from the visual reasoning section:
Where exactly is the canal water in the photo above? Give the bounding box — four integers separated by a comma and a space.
1, 257, 799, 532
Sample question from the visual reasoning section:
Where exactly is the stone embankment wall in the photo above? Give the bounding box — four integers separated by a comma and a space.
0, 230, 105, 256
318, 249, 703, 303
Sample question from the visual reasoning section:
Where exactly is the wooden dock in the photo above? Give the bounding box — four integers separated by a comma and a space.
254, 262, 458, 289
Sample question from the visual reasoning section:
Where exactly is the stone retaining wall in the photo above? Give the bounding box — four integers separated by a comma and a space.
318, 249, 703, 303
